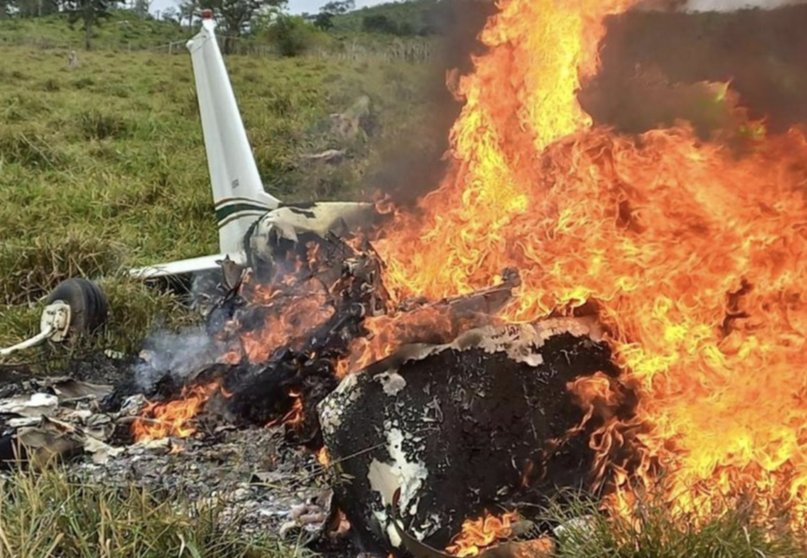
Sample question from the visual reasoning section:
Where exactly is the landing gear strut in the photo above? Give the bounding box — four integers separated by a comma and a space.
0, 279, 108, 358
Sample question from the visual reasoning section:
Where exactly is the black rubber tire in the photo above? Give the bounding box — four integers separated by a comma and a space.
45, 278, 108, 339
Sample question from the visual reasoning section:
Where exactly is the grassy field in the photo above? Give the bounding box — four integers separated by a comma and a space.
0, 466, 299, 557
0, 33, 440, 556
0, 11, 188, 50
0, 10, 805, 558
0, 38, 442, 356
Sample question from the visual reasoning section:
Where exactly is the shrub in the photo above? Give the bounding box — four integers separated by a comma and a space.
77, 110, 130, 140
41, 78, 61, 91
362, 14, 399, 35
267, 16, 322, 57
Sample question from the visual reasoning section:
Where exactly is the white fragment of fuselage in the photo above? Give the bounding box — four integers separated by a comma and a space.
369, 462, 403, 547
317, 372, 359, 433
369, 506, 403, 548
367, 426, 428, 546
385, 428, 427, 515
386, 516, 403, 548
411, 512, 442, 542
375, 371, 406, 396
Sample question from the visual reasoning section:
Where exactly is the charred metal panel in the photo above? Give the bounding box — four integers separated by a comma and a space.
319, 320, 624, 553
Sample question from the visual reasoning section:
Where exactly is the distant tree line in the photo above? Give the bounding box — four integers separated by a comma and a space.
311, 0, 352, 30
314, 0, 447, 37
0, 0, 287, 50
0, 0, 154, 48
361, 13, 416, 35
0, 0, 150, 19
0, 0, 441, 55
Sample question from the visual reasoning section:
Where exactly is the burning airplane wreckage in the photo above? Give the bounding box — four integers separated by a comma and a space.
4, 0, 807, 555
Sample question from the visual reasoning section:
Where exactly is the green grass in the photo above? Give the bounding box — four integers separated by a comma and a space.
1, 468, 803, 557
0, 40, 440, 357
0, 465, 299, 557
6, 10, 803, 557
0, 11, 187, 50
543, 495, 803, 558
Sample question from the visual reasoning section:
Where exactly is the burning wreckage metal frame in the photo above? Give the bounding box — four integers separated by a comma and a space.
0, 223, 639, 557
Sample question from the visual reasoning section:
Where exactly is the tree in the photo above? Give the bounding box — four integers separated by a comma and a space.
61, 0, 122, 49
267, 14, 318, 56
133, 0, 149, 18
312, 0, 353, 30
178, 0, 197, 30
362, 14, 398, 35
197, 0, 286, 37
0, 0, 13, 18
160, 5, 180, 22
15, 0, 60, 17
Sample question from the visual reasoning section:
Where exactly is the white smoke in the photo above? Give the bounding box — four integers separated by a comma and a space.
134, 327, 221, 391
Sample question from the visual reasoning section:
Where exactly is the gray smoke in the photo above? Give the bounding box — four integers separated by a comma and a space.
133, 327, 221, 392
686, 0, 805, 10
637, 0, 806, 10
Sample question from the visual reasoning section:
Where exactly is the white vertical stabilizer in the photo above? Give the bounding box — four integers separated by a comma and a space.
186, 15, 279, 256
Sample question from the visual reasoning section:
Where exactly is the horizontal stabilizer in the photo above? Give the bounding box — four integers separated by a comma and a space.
128, 253, 243, 280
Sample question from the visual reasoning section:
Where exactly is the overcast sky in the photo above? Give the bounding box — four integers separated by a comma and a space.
288, 0, 384, 13
151, 0, 385, 16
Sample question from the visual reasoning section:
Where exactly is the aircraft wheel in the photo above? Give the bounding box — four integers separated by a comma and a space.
45, 278, 108, 339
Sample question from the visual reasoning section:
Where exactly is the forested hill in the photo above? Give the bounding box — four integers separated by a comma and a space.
330, 0, 448, 36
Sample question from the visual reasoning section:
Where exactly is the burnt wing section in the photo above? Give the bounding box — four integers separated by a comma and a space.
319, 322, 623, 554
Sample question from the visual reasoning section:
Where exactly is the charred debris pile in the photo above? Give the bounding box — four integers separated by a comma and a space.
127, 214, 641, 554
0, 214, 639, 556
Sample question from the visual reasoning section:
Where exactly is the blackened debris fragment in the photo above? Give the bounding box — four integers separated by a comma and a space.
319, 319, 634, 553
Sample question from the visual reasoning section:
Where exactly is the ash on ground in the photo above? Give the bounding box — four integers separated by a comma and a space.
76, 427, 339, 544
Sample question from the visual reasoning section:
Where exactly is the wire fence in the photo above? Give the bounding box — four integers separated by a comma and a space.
312, 38, 433, 64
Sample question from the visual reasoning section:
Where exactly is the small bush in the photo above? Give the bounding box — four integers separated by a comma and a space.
265, 91, 294, 116
362, 14, 399, 35
41, 78, 61, 91
106, 83, 133, 98
267, 16, 323, 57
71, 76, 95, 89
77, 110, 130, 140
1, 93, 50, 123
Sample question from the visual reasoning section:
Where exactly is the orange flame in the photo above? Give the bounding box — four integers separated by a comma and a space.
240, 280, 334, 363
338, 305, 456, 376
131, 381, 222, 443
445, 512, 518, 557
267, 390, 305, 429
372, 0, 807, 528
317, 447, 330, 467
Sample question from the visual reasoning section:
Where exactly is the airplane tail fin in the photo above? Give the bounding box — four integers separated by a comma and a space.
186, 12, 279, 256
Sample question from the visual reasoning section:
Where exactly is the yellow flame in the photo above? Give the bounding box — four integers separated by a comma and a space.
371, 0, 807, 529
